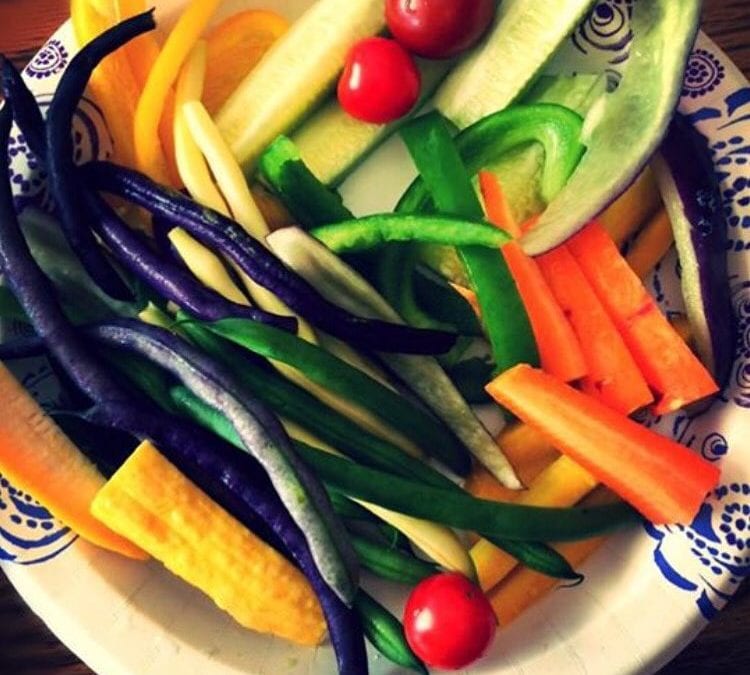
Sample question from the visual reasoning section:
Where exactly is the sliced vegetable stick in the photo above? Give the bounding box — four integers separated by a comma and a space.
0, 363, 146, 560
134, 0, 220, 183
70, 0, 141, 169
536, 244, 654, 415
496, 423, 559, 484
670, 314, 694, 347
567, 221, 718, 414
486, 365, 721, 524
597, 167, 662, 247
173, 42, 229, 215
479, 171, 522, 238
91, 441, 325, 645
625, 209, 675, 279
469, 456, 598, 591
116, 0, 160, 88
203, 9, 289, 116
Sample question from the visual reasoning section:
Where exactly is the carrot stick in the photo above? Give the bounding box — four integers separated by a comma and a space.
0, 363, 146, 560
486, 365, 721, 525
536, 244, 654, 415
625, 209, 675, 279
479, 171, 522, 238
567, 221, 718, 414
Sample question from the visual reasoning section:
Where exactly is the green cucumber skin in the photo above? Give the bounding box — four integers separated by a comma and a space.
435, 0, 597, 129
522, 0, 702, 255
290, 59, 454, 187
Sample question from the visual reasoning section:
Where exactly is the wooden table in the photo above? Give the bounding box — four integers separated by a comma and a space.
1, 0, 750, 673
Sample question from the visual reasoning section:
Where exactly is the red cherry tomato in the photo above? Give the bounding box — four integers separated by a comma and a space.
404, 572, 497, 670
385, 0, 496, 59
337, 37, 421, 125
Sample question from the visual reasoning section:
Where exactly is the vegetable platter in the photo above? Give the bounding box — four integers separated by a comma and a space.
0, 0, 748, 673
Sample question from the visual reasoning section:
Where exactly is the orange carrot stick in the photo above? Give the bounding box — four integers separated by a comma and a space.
479, 171, 522, 238
486, 365, 721, 525
536, 244, 654, 415
567, 221, 718, 414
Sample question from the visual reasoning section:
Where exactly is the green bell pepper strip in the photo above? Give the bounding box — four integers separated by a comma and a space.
297, 443, 639, 542
311, 214, 511, 254
259, 135, 354, 228
398, 103, 585, 213
354, 590, 427, 675
350, 533, 439, 585
181, 320, 462, 487
199, 316, 471, 476
397, 111, 539, 374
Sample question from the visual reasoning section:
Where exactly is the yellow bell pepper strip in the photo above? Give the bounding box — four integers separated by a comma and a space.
91, 440, 326, 646
625, 209, 675, 279
70, 0, 140, 169
486, 364, 721, 525
0, 362, 146, 560
134, 0, 220, 184
203, 10, 289, 116
469, 456, 598, 591
487, 488, 615, 625
496, 423, 559, 485
597, 167, 662, 247
173, 42, 230, 216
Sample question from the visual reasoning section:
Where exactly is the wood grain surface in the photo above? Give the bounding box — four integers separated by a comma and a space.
1, 0, 750, 673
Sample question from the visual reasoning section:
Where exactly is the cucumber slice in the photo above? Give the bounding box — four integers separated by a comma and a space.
523, 73, 607, 117
290, 59, 453, 187
435, 0, 596, 129
216, 0, 385, 171
522, 0, 701, 255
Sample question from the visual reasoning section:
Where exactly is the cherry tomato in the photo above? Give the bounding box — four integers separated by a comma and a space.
404, 572, 497, 670
385, 0, 496, 59
337, 37, 421, 125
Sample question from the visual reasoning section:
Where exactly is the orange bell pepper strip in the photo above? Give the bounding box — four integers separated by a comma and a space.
567, 221, 718, 414
536, 243, 654, 415
486, 364, 721, 525
480, 171, 587, 383
203, 10, 290, 116
0, 363, 146, 560
133, 0, 221, 184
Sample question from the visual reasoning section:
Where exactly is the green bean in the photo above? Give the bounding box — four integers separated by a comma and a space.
351, 533, 439, 585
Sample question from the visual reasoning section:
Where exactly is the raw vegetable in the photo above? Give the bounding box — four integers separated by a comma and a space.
85, 193, 295, 330
597, 167, 662, 247
266, 225, 516, 487
200, 317, 470, 476
338, 37, 421, 125
203, 9, 289, 115
496, 423, 558, 485
480, 172, 587, 382
435, 0, 596, 128
70, 0, 142, 169
400, 103, 585, 212
355, 590, 427, 674
134, 0, 220, 184
652, 113, 734, 387
536, 243, 654, 415
624, 209, 675, 279
47, 11, 152, 301
259, 135, 355, 228
116, 0, 161, 90
84, 160, 457, 355
90, 440, 326, 646
398, 111, 539, 374
290, 60, 453, 187
350, 534, 438, 584
404, 573, 497, 670
469, 456, 598, 591
522, 0, 702, 255
216, 0, 386, 171
296, 442, 639, 541
1, 60, 45, 158
486, 365, 721, 524
567, 221, 718, 414
386, 0, 496, 59
0, 362, 145, 561
412, 267, 483, 336
478, 171, 522, 237
312, 213, 511, 252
